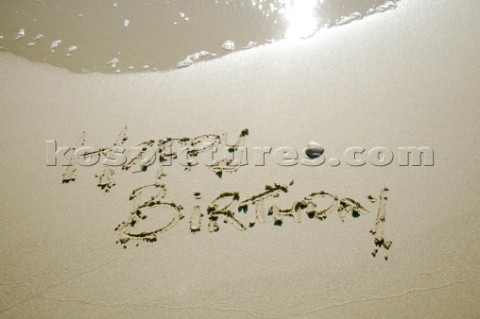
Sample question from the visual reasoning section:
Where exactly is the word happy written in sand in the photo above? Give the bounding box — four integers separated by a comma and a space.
59, 128, 392, 259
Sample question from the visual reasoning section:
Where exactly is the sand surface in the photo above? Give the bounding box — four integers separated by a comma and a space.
1, 0, 479, 318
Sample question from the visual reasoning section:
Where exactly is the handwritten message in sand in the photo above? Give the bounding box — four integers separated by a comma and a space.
59, 128, 392, 259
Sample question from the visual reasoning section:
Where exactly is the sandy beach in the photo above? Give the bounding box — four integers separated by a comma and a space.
1, 0, 479, 318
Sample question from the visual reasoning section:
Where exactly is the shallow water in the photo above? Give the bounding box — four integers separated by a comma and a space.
0, 0, 399, 73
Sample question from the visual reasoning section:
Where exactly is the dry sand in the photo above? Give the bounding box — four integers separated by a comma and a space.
1, 0, 479, 318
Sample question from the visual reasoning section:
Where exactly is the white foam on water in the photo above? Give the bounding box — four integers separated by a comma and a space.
0, 0, 402, 73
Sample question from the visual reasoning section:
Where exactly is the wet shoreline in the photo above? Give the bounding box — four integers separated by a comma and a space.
0, 0, 399, 73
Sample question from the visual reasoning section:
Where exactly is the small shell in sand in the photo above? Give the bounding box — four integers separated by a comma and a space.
305, 141, 324, 159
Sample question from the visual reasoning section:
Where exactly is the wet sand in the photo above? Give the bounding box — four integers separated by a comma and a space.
0, 0, 398, 73
1, 0, 480, 318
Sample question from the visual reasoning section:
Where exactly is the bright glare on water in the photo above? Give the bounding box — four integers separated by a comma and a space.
0, 0, 399, 73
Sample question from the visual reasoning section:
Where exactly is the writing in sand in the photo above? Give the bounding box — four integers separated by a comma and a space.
59, 127, 393, 259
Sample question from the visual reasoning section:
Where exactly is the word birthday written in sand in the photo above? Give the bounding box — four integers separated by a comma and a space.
58, 127, 393, 259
